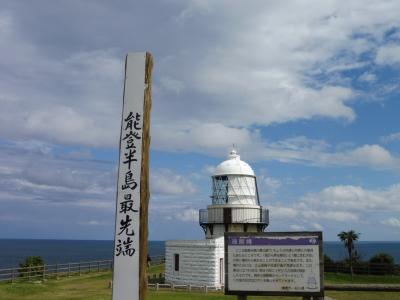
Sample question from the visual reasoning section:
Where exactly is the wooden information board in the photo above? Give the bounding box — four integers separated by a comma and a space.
225, 232, 324, 298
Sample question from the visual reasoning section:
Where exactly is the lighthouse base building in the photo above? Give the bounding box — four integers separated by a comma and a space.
165, 238, 225, 288
165, 149, 269, 289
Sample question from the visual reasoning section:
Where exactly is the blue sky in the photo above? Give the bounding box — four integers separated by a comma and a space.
0, 0, 400, 241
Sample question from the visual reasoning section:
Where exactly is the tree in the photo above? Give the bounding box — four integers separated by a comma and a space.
18, 256, 44, 279
337, 230, 360, 277
369, 253, 395, 275
324, 254, 334, 265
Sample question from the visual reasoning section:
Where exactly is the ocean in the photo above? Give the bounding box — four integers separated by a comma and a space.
0, 239, 399, 269
0, 239, 164, 269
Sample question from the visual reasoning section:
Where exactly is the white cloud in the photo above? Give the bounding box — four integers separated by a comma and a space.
0, 141, 116, 206
301, 184, 400, 212
174, 208, 198, 222
175, 0, 213, 23
320, 211, 359, 222
298, 209, 358, 222
267, 205, 298, 218
78, 220, 105, 226
376, 44, 400, 65
382, 217, 400, 228
358, 72, 377, 82
266, 183, 400, 233
203, 165, 216, 175
311, 223, 323, 231
153, 122, 262, 156
329, 144, 400, 169
381, 132, 400, 143
290, 224, 305, 231
258, 173, 282, 195
1, 1, 400, 240
151, 169, 197, 196
275, 142, 400, 170
290, 223, 322, 231
75, 199, 113, 210
159, 76, 185, 94
264, 177, 282, 191
154, 0, 400, 131
155, 126, 400, 170
0, 12, 12, 34
2, 1, 400, 149
0, 12, 123, 147
262, 141, 400, 170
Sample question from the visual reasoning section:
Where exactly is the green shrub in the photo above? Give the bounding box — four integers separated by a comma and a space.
324, 254, 334, 264
369, 253, 395, 264
18, 256, 44, 278
369, 253, 395, 275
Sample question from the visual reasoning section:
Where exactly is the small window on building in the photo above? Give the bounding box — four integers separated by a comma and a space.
174, 254, 179, 271
219, 258, 224, 285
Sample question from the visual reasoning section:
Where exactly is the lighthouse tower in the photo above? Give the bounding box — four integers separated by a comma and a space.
199, 149, 269, 238
165, 148, 269, 289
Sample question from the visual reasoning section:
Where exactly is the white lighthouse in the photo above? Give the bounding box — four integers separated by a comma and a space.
165, 149, 269, 288
200, 148, 268, 238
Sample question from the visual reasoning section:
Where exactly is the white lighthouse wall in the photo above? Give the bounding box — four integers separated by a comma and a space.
165, 238, 225, 288
205, 224, 226, 238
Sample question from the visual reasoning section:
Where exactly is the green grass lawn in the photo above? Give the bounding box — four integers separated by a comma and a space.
150, 290, 400, 300
0, 272, 112, 300
1, 270, 400, 300
325, 272, 400, 284
148, 263, 165, 276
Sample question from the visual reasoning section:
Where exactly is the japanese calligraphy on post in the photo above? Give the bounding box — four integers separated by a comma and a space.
225, 232, 323, 297
112, 53, 146, 300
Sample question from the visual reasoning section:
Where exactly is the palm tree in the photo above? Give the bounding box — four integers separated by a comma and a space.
337, 230, 360, 278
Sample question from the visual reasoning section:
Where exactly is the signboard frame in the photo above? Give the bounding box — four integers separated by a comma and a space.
224, 231, 324, 298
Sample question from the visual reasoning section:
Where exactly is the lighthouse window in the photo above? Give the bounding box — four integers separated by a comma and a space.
227, 176, 258, 204
212, 175, 229, 204
174, 254, 179, 271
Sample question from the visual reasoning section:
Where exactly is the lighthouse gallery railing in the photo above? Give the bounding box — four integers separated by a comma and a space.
199, 207, 269, 225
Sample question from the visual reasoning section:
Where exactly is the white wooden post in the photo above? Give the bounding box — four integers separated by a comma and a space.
112, 52, 153, 300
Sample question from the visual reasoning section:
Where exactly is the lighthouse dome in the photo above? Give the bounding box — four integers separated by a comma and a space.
214, 149, 254, 176
211, 149, 259, 206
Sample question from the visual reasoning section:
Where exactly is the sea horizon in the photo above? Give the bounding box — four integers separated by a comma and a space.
1, 239, 399, 269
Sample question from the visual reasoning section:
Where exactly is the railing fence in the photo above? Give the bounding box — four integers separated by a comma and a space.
325, 262, 400, 275
148, 283, 220, 293
0, 259, 113, 283
1, 257, 399, 288
0, 255, 167, 283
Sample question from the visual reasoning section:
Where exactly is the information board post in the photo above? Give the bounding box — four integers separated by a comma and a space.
225, 232, 324, 299
112, 52, 153, 300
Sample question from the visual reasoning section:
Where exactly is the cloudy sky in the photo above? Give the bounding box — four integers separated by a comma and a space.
1, 0, 400, 241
